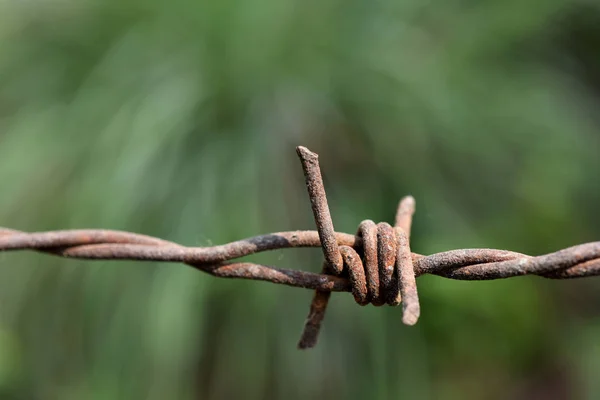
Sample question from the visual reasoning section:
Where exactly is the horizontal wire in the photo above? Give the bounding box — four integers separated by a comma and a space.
1, 228, 599, 282
1, 145, 599, 350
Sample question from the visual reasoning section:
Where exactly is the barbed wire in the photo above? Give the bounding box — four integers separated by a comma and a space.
1, 146, 599, 349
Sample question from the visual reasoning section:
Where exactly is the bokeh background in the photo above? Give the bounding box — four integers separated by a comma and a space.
1, 0, 600, 399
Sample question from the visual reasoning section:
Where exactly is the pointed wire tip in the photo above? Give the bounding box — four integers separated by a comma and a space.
395, 195, 416, 234
297, 338, 317, 350
399, 195, 416, 214
402, 304, 420, 326
296, 146, 318, 160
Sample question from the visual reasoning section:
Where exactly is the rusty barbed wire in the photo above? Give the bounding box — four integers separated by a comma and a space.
1, 146, 599, 349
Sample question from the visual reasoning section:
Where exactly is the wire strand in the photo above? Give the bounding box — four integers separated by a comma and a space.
1, 146, 599, 350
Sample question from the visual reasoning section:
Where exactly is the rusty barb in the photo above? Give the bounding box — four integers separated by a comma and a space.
1, 146, 600, 349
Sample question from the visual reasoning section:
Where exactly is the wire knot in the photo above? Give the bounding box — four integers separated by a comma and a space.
296, 146, 420, 348
340, 219, 419, 321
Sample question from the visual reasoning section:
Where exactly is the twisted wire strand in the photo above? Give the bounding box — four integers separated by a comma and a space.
0, 146, 599, 350
1, 229, 599, 280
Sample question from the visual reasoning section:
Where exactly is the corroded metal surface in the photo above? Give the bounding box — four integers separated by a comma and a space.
1, 146, 599, 350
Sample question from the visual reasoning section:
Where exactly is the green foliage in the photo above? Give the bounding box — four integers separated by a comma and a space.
1, 0, 599, 398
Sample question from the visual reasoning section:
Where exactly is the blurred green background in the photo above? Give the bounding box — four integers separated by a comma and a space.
1, 0, 600, 399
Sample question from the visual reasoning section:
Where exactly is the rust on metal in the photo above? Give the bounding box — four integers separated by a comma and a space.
395, 228, 419, 325
357, 220, 381, 305
395, 196, 416, 239
377, 222, 399, 305
296, 146, 345, 348
1, 145, 599, 350
296, 146, 343, 274
297, 280, 332, 350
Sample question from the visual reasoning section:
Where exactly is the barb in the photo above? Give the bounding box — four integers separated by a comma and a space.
296, 146, 341, 349
1, 146, 599, 350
